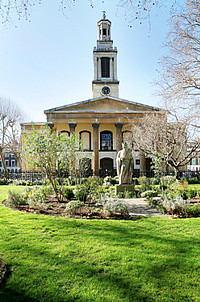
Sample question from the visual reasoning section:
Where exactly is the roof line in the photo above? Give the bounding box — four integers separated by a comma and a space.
44, 96, 163, 113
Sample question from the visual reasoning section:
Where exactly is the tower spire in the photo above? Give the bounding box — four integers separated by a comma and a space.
92, 14, 119, 98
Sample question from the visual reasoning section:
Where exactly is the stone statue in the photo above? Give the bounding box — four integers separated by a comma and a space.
117, 142, 133, 185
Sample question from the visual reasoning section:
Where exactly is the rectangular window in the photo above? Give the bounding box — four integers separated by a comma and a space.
11, 160, 15, 167
103, 28, 106, 35
101, 57, 110, 78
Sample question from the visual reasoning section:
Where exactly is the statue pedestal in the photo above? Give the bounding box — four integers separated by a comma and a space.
115, 184, 134, 195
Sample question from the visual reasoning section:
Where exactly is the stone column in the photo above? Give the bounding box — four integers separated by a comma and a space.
115, 122, 124, 152
68, 122, 77, 134
98, 58, 101, 79
110, 58, 113, 79
140, 153, 146, 175
92, 122, 100, 176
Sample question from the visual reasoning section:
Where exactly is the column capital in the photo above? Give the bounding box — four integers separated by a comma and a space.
68, 122, 77, 132
92, 122, 100, 129
115, 122, 124, 129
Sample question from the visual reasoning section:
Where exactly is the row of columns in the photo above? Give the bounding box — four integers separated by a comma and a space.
67, 121, 124, 176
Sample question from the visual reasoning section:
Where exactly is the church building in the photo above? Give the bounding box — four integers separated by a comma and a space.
21, 12, 164, 177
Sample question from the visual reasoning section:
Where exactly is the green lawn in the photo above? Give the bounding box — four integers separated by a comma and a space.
0, 185, 200, 302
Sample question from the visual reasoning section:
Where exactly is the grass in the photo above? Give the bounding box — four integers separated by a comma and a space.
0, 185, 200, 302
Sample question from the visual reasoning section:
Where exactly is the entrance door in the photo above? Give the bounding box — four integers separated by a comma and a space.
100, 158, 113, 176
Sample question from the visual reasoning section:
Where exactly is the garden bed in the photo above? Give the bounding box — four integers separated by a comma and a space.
2, 198, 131, 220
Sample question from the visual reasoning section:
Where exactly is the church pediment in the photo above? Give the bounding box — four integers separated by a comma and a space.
44, 96, 161, 115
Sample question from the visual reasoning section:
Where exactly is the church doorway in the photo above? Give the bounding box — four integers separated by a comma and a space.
100, 157, 114, 177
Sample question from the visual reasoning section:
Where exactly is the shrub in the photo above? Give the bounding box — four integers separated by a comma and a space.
166, 181, 188, 199
138, 176, 151, 192
65, 200, 84, 215
0, 178, 8, 185
63, 187, 74, 200
188, 205, 200, 217
188, 177, 200, 184
161, 195, 190, 215
74, 184, 88, 202
132, 178, 139, 185
7, 190, 27, 207
104, 176, 118, 185
141, 190, 158, 198
96, 193, 128, 216
161, 176, 176, 186
187, 188, 198, 199
75, 177, 104, 202
150, 178, 160, 185
26, 185, 53, 206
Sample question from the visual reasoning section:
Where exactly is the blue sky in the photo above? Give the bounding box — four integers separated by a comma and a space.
0, 0, 172, 122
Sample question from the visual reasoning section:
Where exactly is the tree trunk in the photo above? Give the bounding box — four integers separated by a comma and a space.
174, 167, 179, 180
0, 149, 10, 179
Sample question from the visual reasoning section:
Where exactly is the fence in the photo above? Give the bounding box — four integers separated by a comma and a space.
0, 170, 200, 182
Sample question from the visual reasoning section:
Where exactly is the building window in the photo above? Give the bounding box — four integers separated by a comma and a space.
103, 28, 106, 35
5, 161, 9, 167
59, 130, 70, 136
100, 131, 113, 151
101, 57, 110, 78
0, 161, 1, 167
79, 131, 91, 151
136, 159, 140, 165
11, 160, 15, 167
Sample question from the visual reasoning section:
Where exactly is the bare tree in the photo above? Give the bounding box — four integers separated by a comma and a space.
0, 0, 178, 25
159, 0, 200, 125
131, 114, 200, 178
0, 98, 23, 177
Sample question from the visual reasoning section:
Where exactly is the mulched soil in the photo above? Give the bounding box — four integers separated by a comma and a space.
0, 259, 6, 285
2, 199, 132, 220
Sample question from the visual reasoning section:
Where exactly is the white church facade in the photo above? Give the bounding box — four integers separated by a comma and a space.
21, 12, 165, 177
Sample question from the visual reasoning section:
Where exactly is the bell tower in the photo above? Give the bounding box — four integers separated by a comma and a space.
92, 12, 119, 98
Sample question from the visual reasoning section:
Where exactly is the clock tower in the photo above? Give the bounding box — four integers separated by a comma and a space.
92, 12, 119, 98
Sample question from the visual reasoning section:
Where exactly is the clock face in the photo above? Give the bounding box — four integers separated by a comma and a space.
101, 86, 110, 95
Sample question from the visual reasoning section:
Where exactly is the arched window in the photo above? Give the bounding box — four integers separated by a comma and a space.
100, 131, 113, 151
59, 130, 70, 136
79, 131, 91, 151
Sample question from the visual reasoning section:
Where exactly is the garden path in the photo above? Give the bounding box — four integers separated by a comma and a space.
124, 198, 164, 218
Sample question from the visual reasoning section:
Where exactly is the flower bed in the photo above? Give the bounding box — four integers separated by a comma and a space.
147, 195, 200, 218
3, 186, 130, 220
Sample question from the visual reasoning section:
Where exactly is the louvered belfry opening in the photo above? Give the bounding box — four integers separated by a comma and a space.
101, 57, 110, 78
